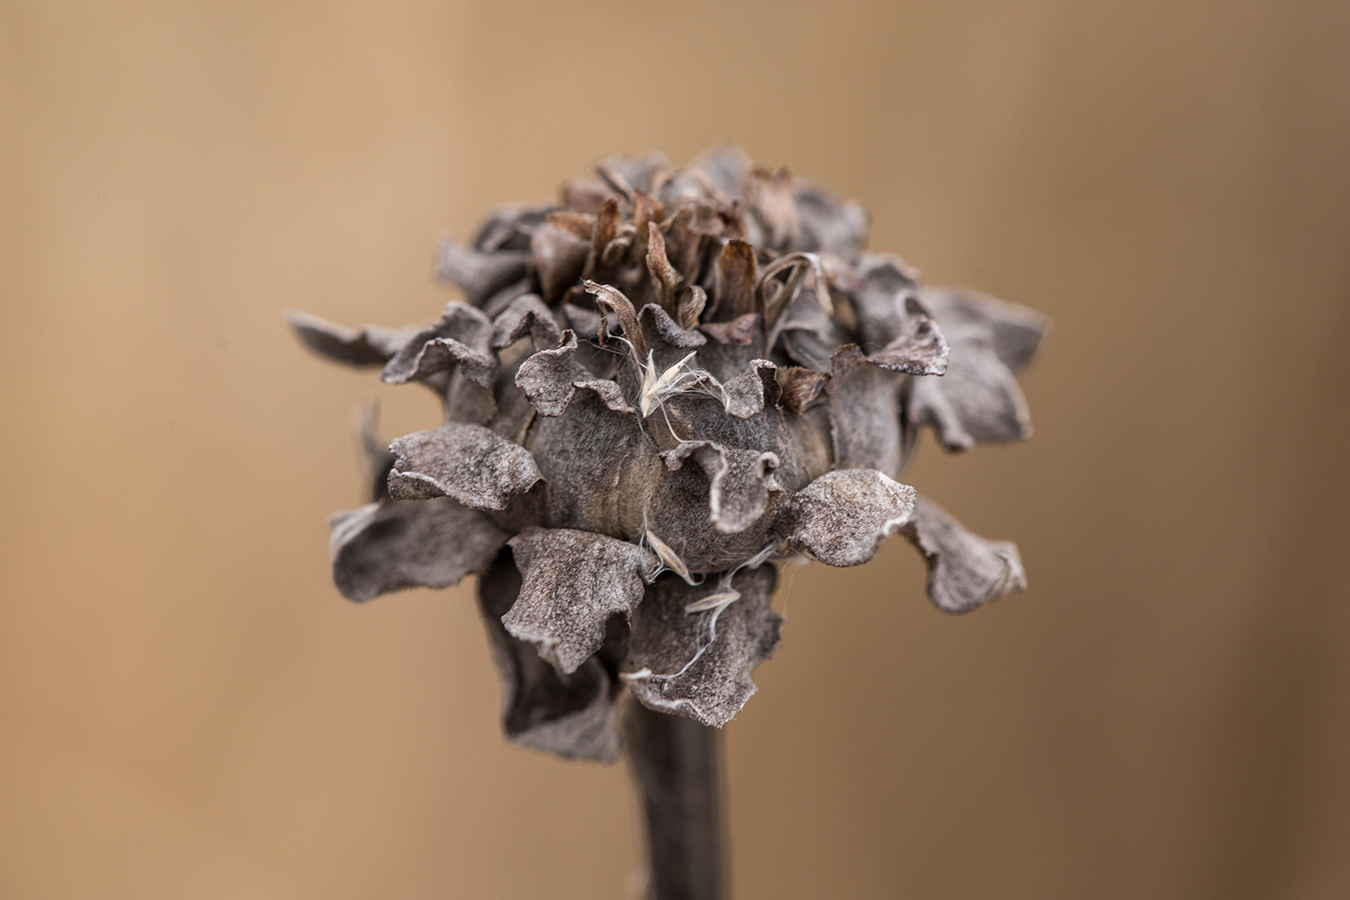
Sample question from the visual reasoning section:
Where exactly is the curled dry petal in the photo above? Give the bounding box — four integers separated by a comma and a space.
478, 550, 620, 762
828, 344, 903, 476
288, 311, 419, 367
622, 566, 782, 727
777, 367, 830, 413
491, 293, 563, 350
663, 442, 781, 534
435, 240, 529, 307
530, 222, 590, 303
381, 302, 497, 389
503, 527, 658, 674
387, 422, 542, 510
901, 494, 1026, 613
851, 254, 921, 348
789, 469, 915, 567
328, 498, 509, 603
720, 359, 780, 419
867, 311, 950, 376
515, 330, 633, 417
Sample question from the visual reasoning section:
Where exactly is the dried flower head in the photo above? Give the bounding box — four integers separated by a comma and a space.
292, 146, 1047, 761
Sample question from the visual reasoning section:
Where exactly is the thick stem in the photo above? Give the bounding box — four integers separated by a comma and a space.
624, 700, 724, 900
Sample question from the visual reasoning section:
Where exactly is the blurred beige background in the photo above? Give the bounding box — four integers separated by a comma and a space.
3, 0, 1348, 897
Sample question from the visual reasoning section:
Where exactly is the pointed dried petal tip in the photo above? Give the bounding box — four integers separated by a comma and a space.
867, 310, 949, 376
478, 551, 620, 762
503, 528, 657, 675
901, 495, 1026, 613
622, 566, 782, 727
328, 498, 510, 602
490, 293, 562, 350
288, 311, 416, 367
387, 422, 542, 510
790, 469, 916, 567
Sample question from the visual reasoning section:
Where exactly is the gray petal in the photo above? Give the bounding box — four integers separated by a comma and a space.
288, 311, 419, 367
387, 422, 542, 511
435, 240, 529, 307
901, 495, 1026, 613
920, 286, 1048, 371
473, 203, 552, 253
689, 143, 751, 201
778, 367, 830, 414
515, 330, 633, 417
640, 303, 707, 351
902, 334, 1031, 450
503, 528, 657, 674
793, 179, 869, 260
491, 293, 563, 350
789, 469, 915, 567
867, 311, 950, 376
531, 222, 590, 302
721, 359, 780, 419
850, 254, 920, 348
327, 498, 509, 603
478, 551, 621, 762
381, 302, 497, 389
828, 344, 902, 476
662, 441, 781, 534
623, 566, 782, 727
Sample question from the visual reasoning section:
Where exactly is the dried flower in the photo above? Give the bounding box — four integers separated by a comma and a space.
292, 146, 1046, 761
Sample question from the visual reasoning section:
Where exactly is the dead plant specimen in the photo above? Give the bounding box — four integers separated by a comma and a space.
292, 146, 1046, 900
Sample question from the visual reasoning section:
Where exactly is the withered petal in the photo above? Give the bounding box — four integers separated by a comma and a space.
850, 253, 921, 348
789, 469, 915, 567
663, 441, 781, 534
622, 566, 782, 727
387, 422, 542, 511
503, 528, 657, 674
793, 179, 869, 260
473, 203, 552, 253
639, 303, 707, 351
327, 498, 509, 603
491, 293, 563, 350
867, 312, 950, 376
920, 286, 1048, 371
901, 495, 1026, 613
478, 551, 620, 762
515, 330, 633, 417
699, 312, 761, 346
288, 311, 419, 367
530, 222, 590, 303
828, 344, 903, 476
721, 359, 780, 419
435, 240, 529, 307
902, 335, 1031, 450
777, 367, 830, 413
381, 302, 497, 389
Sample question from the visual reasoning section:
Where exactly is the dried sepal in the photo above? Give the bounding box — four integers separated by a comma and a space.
789, 469, 915, 567
381, 302, 497, 389
327, 498, 509, 602
287, 311, 419, 367
387, 422, 542, 511
478, 551, 620, 762
503, 527, 657, 674
622, 566, 782, 727
901, 495, 1026, 613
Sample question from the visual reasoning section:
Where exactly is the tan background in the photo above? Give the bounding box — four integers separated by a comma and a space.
3, 0, 1348, 897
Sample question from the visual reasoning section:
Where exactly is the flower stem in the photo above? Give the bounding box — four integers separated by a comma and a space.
624, 700, 723, 900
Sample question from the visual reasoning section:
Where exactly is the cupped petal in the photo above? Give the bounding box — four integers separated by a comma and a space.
789, 469, 915, 567
491, 293, 563, 350
901, 494, 1026, 613
502, 528, 658, 674
478, 550, 620, 762
662, 441, 781, 534
387, 422, 542, 510
720, 359, 780, 419
515, 330, 633, 417
850, 254, 921, 348
381, 301, 497, 389
288, 311, 419, 367
622, 566, 782, 727
828, 344, 903, 476
435, 239, 529, 307
327, 498, 509, 603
